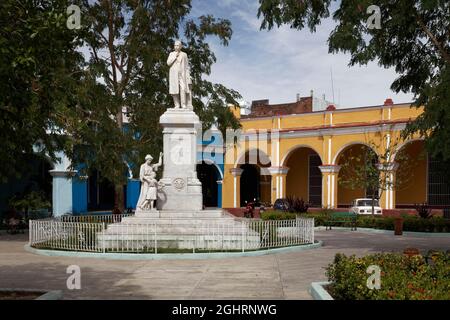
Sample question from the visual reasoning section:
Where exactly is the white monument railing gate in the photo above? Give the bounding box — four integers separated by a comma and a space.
29, 217, 314, 253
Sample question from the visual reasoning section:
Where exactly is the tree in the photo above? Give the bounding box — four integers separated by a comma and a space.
257, 0, 450, 178
339, 145, 381, 214
62, 0, 242, 211
0, 0, 84, 183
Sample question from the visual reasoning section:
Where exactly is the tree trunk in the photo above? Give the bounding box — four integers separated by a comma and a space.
114, 184, 125, 213
372, 190, 376, 216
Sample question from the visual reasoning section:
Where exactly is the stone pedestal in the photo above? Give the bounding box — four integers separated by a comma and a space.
158, 108, 203, 211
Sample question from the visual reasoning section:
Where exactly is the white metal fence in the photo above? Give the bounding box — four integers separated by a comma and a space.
29, 220, 106, 252
29, 217, 314, 253
56, 213, 134, 224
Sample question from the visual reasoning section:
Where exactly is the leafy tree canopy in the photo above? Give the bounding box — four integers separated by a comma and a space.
0, 0, 84, 182
65, 0, 242, 209
2, 0, 242, 210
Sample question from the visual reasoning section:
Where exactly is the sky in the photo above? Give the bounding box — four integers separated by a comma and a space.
190, 0, 414, 108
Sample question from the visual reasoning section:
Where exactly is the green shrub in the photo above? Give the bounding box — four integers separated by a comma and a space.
296, 212, 450, 232
402, 216, 450, 232
357, 215, 395, 230
326, 252, 450, 300
297, 212, 327, 226
262, 210, 450, 232
261, 210, 297, 220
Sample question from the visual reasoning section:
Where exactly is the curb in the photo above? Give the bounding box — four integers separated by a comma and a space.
309, 282, 333, 300
314, 226, 450, 237
24, 241, 323, 260
0, 288, 63, 300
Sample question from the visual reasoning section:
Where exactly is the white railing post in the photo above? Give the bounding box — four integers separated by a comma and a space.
241, 222, 244, 253
193, 223, 196, 254
28, 220, 32, 246
102, 222, 106, 253
154, 223, 157, 254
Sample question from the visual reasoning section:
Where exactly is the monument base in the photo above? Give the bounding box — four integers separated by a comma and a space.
158, 108, 204, 211
97, 209, 261, 250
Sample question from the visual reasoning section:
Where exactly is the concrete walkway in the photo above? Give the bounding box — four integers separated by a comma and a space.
0, 230, 448, 300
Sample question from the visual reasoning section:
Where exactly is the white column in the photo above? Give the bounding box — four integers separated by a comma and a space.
49, 152, 76, 216
230, 168, 243, 208
319, 165, 341, 209
377, 162, 399, 210
268, 166, 290, 202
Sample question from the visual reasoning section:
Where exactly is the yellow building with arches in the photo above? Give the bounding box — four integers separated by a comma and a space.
221, 96, 449, 211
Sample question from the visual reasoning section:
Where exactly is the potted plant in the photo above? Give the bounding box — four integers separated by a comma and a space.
394, 216, 404, 235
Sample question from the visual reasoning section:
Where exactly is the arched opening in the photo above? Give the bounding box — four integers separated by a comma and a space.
284, 147, 322, 207
394, 140, 450, 208
87, 169, 115, 211
196, 161, 220, 208
238, 150, 271, 206
336, 144, 379, 208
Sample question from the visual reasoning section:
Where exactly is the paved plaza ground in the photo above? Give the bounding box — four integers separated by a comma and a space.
0, 229, 449, 300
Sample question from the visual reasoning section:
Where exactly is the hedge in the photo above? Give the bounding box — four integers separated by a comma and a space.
261, 210, 450, 232
260, 211, 297, 220
326, 251, 450, 300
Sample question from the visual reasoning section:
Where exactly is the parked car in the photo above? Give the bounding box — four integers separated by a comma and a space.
273, 198, 290, 211
350, 198, 382, 215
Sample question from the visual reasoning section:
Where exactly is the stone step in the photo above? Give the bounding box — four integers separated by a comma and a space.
102, 225, 260, 236
133, 210, 228, 219
120, 217, 236, 225
97, 234, 260, 241
97, 236, 261, 250
98, 209, 262, 250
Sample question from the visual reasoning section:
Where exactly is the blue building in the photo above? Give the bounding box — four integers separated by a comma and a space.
43, 123, 224, 216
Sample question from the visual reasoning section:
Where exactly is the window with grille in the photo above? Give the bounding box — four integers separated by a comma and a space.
428, 155, 450, 206
309, 154, 322, 206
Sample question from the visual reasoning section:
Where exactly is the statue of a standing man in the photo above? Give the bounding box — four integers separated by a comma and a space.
167, 40, 193, 109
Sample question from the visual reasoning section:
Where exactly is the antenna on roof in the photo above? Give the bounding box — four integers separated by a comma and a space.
330, 67, 335, 103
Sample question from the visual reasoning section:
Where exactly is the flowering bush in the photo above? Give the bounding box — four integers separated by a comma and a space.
326, 251, 450, 300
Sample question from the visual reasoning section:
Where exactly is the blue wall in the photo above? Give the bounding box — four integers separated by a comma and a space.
72, 176, 87, 214
66, 127, 225, 213
126, 179, 140, 209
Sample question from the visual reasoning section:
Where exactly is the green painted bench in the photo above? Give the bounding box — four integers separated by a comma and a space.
325, 212, 357, 231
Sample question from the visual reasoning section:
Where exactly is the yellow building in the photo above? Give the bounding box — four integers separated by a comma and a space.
222, 95, 450, 211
